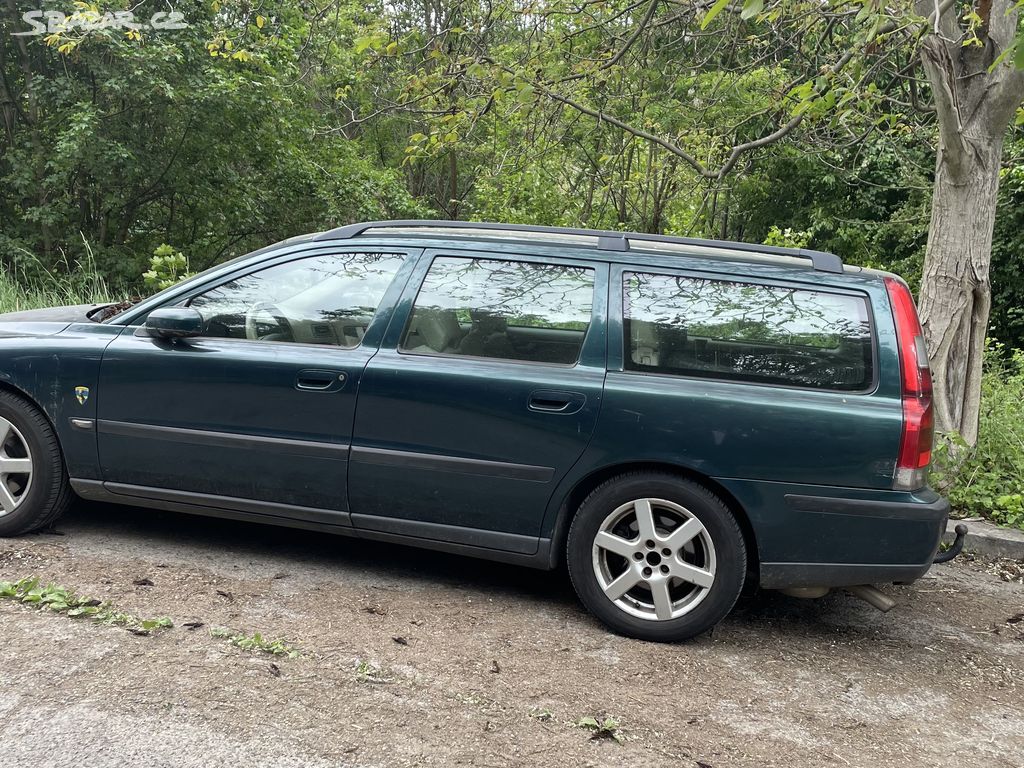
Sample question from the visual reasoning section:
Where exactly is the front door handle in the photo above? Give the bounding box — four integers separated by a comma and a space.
528, 389, 586, 415
296, 369, 347, 392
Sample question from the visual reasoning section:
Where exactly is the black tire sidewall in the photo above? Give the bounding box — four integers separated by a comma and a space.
567, 473, 747, 642
0, 392, 65, 536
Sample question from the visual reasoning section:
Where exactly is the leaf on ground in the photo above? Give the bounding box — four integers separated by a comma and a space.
392, 635, 408, 645
132, 578, 155, 587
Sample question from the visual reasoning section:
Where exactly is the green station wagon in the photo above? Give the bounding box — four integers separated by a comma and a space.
0, 221, 958, 641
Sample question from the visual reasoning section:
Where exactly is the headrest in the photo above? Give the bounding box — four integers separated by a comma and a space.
415, 308, 462, 351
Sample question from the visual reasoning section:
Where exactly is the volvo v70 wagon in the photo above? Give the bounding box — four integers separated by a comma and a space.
0, 221, 952, 641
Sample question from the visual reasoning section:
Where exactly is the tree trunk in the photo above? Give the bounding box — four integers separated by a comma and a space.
917, 134, 1002, 446
914, 0, 1024, 445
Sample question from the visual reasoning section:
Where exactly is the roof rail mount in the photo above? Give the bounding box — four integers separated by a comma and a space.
314, 220, 844, 274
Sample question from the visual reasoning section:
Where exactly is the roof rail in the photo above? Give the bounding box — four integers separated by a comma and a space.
314, 220, 844, 274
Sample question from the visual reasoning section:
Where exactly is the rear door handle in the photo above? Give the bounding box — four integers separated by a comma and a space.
296, 369, 347, 392
528, 389, 586, 415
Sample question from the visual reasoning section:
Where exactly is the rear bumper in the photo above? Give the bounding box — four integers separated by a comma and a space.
713, 479, 950, 589
759, 560, 938, 589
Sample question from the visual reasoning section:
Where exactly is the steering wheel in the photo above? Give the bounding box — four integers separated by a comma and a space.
244, 302, 295, 342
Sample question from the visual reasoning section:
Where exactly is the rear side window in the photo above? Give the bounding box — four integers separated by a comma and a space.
401, 256, 595, 364
623, 271, 873, 391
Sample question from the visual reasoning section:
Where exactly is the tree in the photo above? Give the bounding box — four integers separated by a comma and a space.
914, 0, 1024, 445
0, 0, 428, 282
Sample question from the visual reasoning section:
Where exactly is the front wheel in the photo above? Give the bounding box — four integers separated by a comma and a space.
0, 391, 73, 537
567, 472, 747, 642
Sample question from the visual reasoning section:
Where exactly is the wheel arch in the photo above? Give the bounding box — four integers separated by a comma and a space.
0, 379, 65, 444
0, 379, 49, 415
548, 461, 760, 580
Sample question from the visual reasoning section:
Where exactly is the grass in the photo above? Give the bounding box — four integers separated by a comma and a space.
0, 246, 118, 313
0, 577, 173, 635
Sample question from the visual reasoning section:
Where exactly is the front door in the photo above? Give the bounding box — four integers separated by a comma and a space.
348, 250, 607, 549
96, 248, 415, 521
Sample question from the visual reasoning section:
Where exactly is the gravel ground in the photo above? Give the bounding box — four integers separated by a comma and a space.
1, 501, 1022, 768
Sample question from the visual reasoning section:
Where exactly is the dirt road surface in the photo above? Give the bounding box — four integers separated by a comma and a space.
1, 502, 1022, 768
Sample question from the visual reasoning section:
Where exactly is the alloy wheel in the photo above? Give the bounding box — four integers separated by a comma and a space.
591, 498, 716, 621
0, 416, 33, 516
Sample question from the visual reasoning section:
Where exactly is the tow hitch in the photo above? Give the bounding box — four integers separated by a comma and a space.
934, 523, 968, 564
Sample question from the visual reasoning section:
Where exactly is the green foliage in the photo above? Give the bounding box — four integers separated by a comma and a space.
210, 626, 299, 657
0, 0, 431, 285
763, 226, 811, 249
143, 244, 193, 292
932, 342, 1024, 530
573, 715, 624, 743
0, 577, 173, 634
990, 135, 1024, 348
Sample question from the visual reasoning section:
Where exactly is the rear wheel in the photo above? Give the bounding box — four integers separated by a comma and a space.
0, 391, 73, 537
567, 472, 746, 642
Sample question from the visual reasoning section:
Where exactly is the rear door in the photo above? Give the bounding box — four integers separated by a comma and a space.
348, 249, 607, 550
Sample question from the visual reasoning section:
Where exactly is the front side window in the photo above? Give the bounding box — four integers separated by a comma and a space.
623, 271, 873, 391
187, 252, 404, 346
401, 256, 595, 364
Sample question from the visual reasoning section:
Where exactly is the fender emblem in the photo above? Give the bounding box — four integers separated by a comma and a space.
74, 386, 90, 405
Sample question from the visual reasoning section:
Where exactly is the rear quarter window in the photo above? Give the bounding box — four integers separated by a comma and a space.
623, 271, 874, 391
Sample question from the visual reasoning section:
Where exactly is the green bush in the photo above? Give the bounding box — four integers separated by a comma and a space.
142, 244, 194, 292
932, 341, 1024, 529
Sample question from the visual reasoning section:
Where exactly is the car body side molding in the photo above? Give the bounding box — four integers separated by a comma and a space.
350, 445, 555, 482
97, 420, 350, 459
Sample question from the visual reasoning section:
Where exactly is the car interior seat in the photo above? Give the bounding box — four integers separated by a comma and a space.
408, 308, 465, 353
458, 311, 516, 359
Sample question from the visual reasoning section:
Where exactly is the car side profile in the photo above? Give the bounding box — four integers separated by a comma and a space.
0, 221, 951, 641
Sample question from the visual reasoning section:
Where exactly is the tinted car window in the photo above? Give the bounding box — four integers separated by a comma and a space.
623, 271, 873, 391
186, 252, 404, 347
401, 256, 595, 364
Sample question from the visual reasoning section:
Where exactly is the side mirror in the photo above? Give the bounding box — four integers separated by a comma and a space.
142, 307, 204, 339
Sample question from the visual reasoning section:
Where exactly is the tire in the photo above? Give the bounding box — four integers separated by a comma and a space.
0, 390, 73, 537
567, 472, 747, 642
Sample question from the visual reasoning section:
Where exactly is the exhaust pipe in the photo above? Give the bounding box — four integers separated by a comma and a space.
846, 584, 897, 612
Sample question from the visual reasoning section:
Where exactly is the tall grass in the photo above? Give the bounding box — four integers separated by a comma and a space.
0, 247, 118, 313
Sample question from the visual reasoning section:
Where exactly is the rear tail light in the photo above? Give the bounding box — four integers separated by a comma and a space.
884, 277, 934, 491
